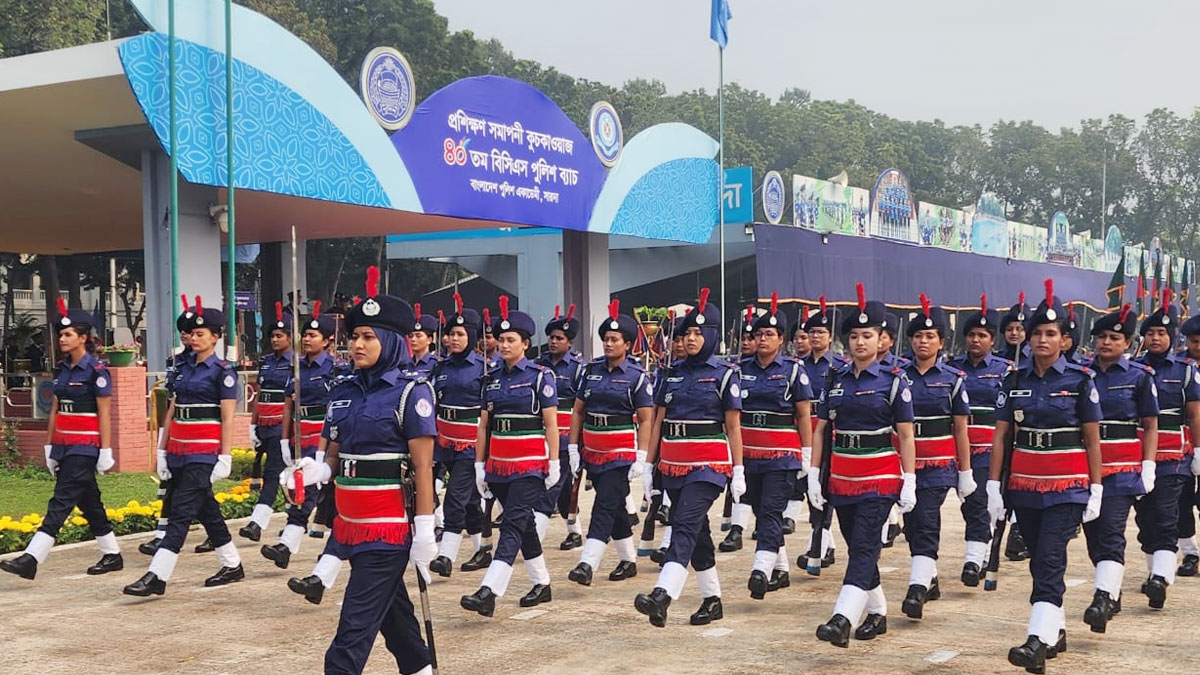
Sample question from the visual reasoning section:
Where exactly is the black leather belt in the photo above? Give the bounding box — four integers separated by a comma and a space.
259, 390, 286, 403
175, 405, 221, 420
661, 420, 723, 438
587, 412, 632, 428
489, 415, 543, 433
1016, 428, 1083, 448
438, 404, 480, 422
339, 457, 404, 480
1160, 410, 1185, 428
913, 418, 952, 438
557, 397, 576, 409
833, 432, 893, 449
969, 409, 996, 425
1099, 422, 1139, 441
740, 410, 794, 428
58, 399, 97, 414
299, 404, 326, 418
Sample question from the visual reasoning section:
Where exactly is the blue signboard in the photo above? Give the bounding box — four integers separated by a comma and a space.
235, 292, 257, 311
723, 166, 752, 225
391, 76, 607, 231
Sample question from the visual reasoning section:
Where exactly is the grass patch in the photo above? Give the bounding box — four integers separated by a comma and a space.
0, 469, 241, 519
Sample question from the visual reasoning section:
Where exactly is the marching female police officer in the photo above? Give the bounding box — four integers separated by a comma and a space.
408, 303, 439, 378
261, 300, 339, 569
2, 300, 121, 580
634, 288, 745, 628
739, 293, 812, 599
125, 297, 243, 596
241, 301, 294, 542
285, 268, 437, 675
566, 300, 654, 585
428, 294, 492, 576
988, 280, 1103, 672
811, 285, 916, 647
1176, 313, 1200, 577
800, 296, 846, 565
899, 295, 973, 620
948, 295, 1012, 585
461, 296, 561, 616
1081, 303, 1158, 634
1133, 290, 1200, 610
536, 305, 584, 550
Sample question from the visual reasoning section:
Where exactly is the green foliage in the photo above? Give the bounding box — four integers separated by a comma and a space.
635, 306, 668, 322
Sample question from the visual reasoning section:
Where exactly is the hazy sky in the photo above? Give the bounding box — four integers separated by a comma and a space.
431, 0, 1199, 130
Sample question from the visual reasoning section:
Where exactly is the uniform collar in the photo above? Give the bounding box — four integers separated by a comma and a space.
604, 355, 632, 372
811, 350, 836, 366
751, 350, 786, 370
504, 356, 530, 373
273, 349, 294, 362
63, 351, 97, 371
1028, 355, 1069, 376
1093, 355, 1131, 372
851, 359, 883, 378
1145, 350, 1182, 366
452, 350, 482, 365
194, 351, 223, 368
304, 350, 330, 366
543, 350, 578, 366
964, 352, 999, 368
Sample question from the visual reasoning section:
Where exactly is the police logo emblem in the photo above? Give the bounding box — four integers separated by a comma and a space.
1114, 323, 1122, 331
500, 320, 510, 331
799, 372, 810, 386
925, 318, 933, 327
730, 384, 740, 398
859, 313, 868, 324
561, 322, 570, 331
646, 384, 654, 396
414, 321, 422, 330
60, 317, 70, 326
996, 391, 1007, 408
696, 314, 706, 325
196, 316, 205, 325
1089, 388, 1099, 404
980, 317, 987, 325
1014, 409, 1024, 423
901, 388, 912, 403
542, 384, 554, 398
664, 393, 673, 404
363, 298, 380, 317
1046, 309, 1057, 321
310, 320, 319, 329
96, 376, 107, 389
223, 374, 235, 388
610, 320, 619, 330
329, 426, 339, 441
1163, 315, 1171, 325
415, 398, 433, 418
769, 316, 777, 326
456, 317, 464, 325
360, 47, 416, 131
829, 409, 837, 420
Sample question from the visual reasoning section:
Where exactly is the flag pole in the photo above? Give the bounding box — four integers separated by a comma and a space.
718, 44, 726, 351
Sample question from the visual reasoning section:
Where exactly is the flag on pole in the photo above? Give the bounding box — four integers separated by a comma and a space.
1183, 262, 1192, 314
1151, 255, 1162, 313
1136, 254, 1146, 318
1106, 249, 1126, 311
710, 0, 732, 49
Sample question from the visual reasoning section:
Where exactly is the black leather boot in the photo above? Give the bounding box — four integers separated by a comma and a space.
460, 548, 492, 572
204, 564, 245, 587
821, 547, 836, 568
748, 570, 768, 600
193, 538, 215, 553
719, 525, 743, 552
961, 561, 981, 587
87, 553, 124, 575
1144, 574, 1168, 609
460, 587, 496, 617
138, 537, 164, 556
1045, 630, 1067, 659
122, 572, 166, 597
260, 543, 291, 569
816, 614, 851, 648
927, 576, 941, 601
1178, 553, 1199, 577
608, 561, 637, 581
428, 555, 453, 578
650, 548, 666, 565
238, 522, 262, 542
634, 587, 671, 627
559, 532, 583, 551
568, 562, 594, 586
901, 583, 929, 619
1083, 590, 1115, 633
1005, 525, 1029, 561
854, 613, 887, 640
0, 553, 37, 580
1007, 635, 1047, 674
519, 584, 552, 607
782, 517, 796, 535
689, 596, 723, 625
287, 575, 324, 604
768, 569, 790, 591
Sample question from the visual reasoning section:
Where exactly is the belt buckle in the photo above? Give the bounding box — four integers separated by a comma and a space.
341, 459, 357, 478
845, 434, 859, 450
751, 412, 766, 428
1033, 431, 1046, 449
497, 418, 512, 433
669, 421, 684, 438
914, 421, 923, 437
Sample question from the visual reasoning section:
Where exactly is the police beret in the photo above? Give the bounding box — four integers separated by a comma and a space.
1181, 312, 1200, 337
184, 295, 225, 335
176, 294, 194, 333
54, 296, 94, 334
961, 294, 997, 336
267, 301, 292, 334
492, 295, 535, 339
1140, 289, 1179, 336
906, 294, 948, 337
680, 288, 720, 334
803, 296, 833, 332
1025, 279, 1067, 333
448, 293, 483, 339
881, 310, 900, 339
751, 292, 787, 335
304, 300, 335, 338
1000, 293, 1030, 331
545, 304, 579, 340
411, 302, 437, 336
598, 299, 638, 342
345, 267, 415, 336
840, 284, 886, 336
1091, 304, 1135, 339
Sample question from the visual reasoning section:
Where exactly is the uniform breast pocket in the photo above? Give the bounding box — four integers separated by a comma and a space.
1047, 395, 1077, 412
1105, 387, 1134, 401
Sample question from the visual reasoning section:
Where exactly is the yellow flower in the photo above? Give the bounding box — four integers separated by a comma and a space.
215, 493, 228, 504
127, 500, 142, 509
70, 516, 88, 526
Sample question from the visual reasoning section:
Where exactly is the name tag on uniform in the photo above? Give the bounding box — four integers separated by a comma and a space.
666, 377, 684, 383
486, 382, 501, 391
1009, 389, 1032, 398
979, 373, 1002, 379
854, 389, 877, 396
509, 382, 531, 390
329, 400, 352, 410
741, 374, 758, 381
587, 374, 603, 381
767, 374, 785, 381
828, 388, 844, 397
1164, 379, 1182, 384
927, 382, 950, 388
1049, 390, 1078, 398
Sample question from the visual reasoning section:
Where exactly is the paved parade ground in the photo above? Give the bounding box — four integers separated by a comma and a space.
4, 487, 1199, 675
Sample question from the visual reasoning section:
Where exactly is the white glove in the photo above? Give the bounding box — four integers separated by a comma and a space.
545, 459, 561, 490
807, 470, 825, 509
96, 448, 115, 475
280, 438, 294, 467
640, 459, 654, 499
210, 454, 232, 483
157, 427, 167, 450
957, 470, 977, 499
288, 455, 332, 487
799, 446, 812, 478
411, 514, 437, 583
731, 465, 747, 502
249, 423, 262, 448
986, 479, 1004, 524
156, 448, 171, 481
474, 461, 492, 499
898, 472, 917, 513
1141, 459, 1157, 495
1191, 450, 1200, 476
628, 450, 647, 480
43, 444, 58, 477
567, 443, 580, 475
1083, 483, 1104, 523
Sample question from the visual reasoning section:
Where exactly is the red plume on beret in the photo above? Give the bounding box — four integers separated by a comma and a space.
553, 304, 561, 321
1164, 287, 1172, 309
1044, 278, 1054, 306
566, 304, 576, 321
352, 296, 361, 306
194, 295, 204, 314
180, 294, 190, 313
454, 292, 464, 315
365, 266, 380, 298
413, 302, 422, 320
697, 287, 710, 312
275, 301, 283, 322
1017, 291, 1025, 308
745, 305, 754, 325
856, 283, 866, 312
56, 295, 68, 318
609, 299, 620, 320
437, 309, 446, 325
482, 308, 491, 327
498, 295, 510, 320
312, 300, 322, 319
980, 293, 987, 315
1118, 303, 1132, 324
920, 293, 931, 319
1068, 302, 1075, 322
770, 291, 778, 316
819, 294, 827, 318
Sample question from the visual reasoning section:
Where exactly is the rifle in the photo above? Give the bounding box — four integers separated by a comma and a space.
479, 340, 496, 546
805, 360, 836, 575
639, 313, 677, 549
286, 226, 305, 506
402, 461, 439, 675
984, 337, 1023, 592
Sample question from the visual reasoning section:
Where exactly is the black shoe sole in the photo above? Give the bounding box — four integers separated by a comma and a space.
634, 595, 667, 627
1007, 651, 1045, 674
901, 600, 924, 619
204, 570, 245, 587
287, 578, 323, 605
87, 563, 124, 575
460, 597, 495, 617
689, 608, 722, 625
122, 584, 165, 597
1083, 606, 1108, 634
519, 590, 552, 607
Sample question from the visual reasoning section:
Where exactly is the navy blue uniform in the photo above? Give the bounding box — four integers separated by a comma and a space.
410, 351, 439, 379
432, 350, 487, 558
283, 351, 339, 530
254, 350, 294, 508
949, 352, 1011, 551
535, 351, 584, 518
